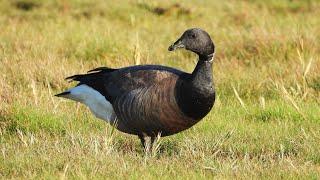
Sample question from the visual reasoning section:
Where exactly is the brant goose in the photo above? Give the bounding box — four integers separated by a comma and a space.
55, 28, 216, 149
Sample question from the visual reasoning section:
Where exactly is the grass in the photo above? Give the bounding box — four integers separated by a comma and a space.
0, 0, 320, 179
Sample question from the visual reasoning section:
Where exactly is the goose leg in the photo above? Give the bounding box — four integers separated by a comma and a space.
138, 134, 146, 149
139, 133, 155, 153
150, 132, 162, 150
150, 136, 156, 149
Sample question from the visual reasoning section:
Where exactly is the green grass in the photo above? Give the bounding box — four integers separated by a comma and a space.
0, 0, 320, 179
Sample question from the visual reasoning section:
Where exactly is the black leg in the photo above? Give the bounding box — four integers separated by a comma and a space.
138, 134, 146, 149
138, 133, 159, 153
150, 136, 156, 149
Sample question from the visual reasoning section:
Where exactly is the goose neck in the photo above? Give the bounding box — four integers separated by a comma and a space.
191, 57, 213, 86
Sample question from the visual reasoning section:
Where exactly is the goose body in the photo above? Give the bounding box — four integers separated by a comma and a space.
56, 28, 216, 147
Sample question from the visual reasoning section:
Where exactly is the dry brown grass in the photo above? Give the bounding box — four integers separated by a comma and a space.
0, 0, 320, 179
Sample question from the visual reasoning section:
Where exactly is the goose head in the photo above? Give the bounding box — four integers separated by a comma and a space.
168, 28, 215, 61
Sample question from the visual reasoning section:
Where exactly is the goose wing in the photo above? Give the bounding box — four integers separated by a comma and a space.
66, 65, 188, 103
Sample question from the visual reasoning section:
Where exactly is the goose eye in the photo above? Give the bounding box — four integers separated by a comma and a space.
191, 34, 196, 38
188, 33, 196, 38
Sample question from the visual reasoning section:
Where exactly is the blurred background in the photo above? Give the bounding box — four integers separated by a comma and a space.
0, 0, 319, 179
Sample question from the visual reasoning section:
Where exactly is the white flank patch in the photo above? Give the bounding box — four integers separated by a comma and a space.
61, 84, 114, 122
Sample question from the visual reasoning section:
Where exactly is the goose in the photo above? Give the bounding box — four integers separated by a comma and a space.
55, 28, 216, 149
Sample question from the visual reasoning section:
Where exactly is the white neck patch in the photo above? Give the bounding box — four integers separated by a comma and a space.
208, 52, 215, 63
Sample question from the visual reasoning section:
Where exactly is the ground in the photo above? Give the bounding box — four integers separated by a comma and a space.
0, 0, 320, 179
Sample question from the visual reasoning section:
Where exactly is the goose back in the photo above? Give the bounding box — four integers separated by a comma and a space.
67, 65, 185, 103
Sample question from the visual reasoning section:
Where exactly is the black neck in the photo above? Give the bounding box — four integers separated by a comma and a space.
191, 58, 213, 88
175, 55, 215, 120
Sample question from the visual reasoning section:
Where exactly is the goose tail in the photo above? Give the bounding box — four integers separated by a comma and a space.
55, 91, 71, 97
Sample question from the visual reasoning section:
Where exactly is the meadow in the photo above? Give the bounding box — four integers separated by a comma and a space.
0, 0, 320, 179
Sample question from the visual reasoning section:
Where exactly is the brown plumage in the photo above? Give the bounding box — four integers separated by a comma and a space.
55, 28, 216, 149
112, 74, 196, 136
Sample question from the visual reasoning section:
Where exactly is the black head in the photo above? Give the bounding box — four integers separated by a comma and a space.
168, 28, 215, 60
